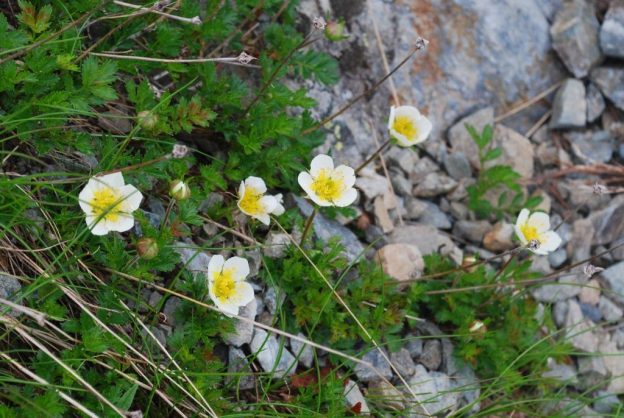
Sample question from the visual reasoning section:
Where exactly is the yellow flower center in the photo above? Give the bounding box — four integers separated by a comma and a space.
212, 269, 237, 302
311, 169, 344, 202
90, 188, 124, 222
239, 187, 264, 215
393, 115, 418, 140
520, 223, 541, 243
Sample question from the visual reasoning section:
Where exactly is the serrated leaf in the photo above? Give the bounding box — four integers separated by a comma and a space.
81, 57, 118, 102
0, 14, 29, 50
18, 1, 52, 34
483, 147, 502, 162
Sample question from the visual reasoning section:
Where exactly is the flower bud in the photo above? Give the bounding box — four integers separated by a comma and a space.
171, 143, 189, 159
325, 20, 347, 41
169, 180, 191, 201
137, 110, 158, 130
469, 320, 487, 336
137, 238, 159, 260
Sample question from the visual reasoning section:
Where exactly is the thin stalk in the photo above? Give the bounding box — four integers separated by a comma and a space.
355, 138, 391, 174
299, 206, 317, 245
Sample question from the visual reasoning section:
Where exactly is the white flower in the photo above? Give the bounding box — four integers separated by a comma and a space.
237, 176, 280, 225
207, 255, 254, 316
387, 105, 432, 147
78, 172, 143, 236
514, 209, 562, 255
272, 193, 285, 216
297, 154, 357, 207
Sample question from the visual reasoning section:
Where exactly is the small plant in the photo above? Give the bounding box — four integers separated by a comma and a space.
465, 124, 541, 219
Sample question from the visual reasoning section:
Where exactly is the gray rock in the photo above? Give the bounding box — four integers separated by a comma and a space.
294, 196, 365, 262
389, 224, 463, 265
453, 220, 492, 244
614, 328, 624, 349
174, 242, 211, 278
580, 302, 602, 323
413, 172, 458, 197
601, 261, 624, 304
569, 218, 595, 263
375, 244, 424, 285
550, 0, 602, 78
224, 298, 257, 347
407, 366, 460, 416
0, 273, 22, 317
599, 337, 624, 394
579, 278, 601, 306
453, 365, 481, 414
550, 79, 586, 129
290, 333, 314, 369
549, 248, 568, 268
531, 271, 586, 303
227, 347, 255, 390
390, 348, 416, 378
591, 67, 624, 111
263, 232, 290, 258
264, 287, 285, 315
567, 130, 614, 164
600, 0, 624, 59
542, 358, 578, 385
553, 300, 569, 328
386, 147, 417, 174
565, 300, 599, 352
406, 335, 424, 358
390, 171, 413, 197
418, 202, 452, 230
599, 297, 623, 322
355, 169, 388, 200
444, 152, 473, 180
250, 329, 297, 378
586, 83, 606, 123
578, 355, 608, 389
448, 107, 494, 170
343, 379, 370, 414
419, 339, 442, 371
484, 125, 535, 178
590, 194, 624, 246
147, 291, 163, 309
163, 296, 182, 327
593, 390, 621, 414
483, 222, 515, 252
405, 199, 427, 220
354, 348, 393, 383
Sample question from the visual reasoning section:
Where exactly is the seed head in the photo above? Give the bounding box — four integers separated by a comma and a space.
171, 143, 189, 159
583, 263, 604, 278
237, 51, 254, 65
313, 17, 327, 31
593, 182, 608, 195
527, 239, 541, 251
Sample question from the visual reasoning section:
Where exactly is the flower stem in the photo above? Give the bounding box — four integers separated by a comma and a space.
299, 207, 318, 246
355, 138, 392, 174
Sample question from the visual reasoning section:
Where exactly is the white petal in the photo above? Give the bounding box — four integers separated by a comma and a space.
238, 181, 245, 199
106, 213, 135, 233
308, 192, 332, 207
310, 154, 334, 176
96, 172, 125, 188
390, 129, 413, 147
539, 231, 562, 253
394, 105, 421, 120
224, 256, 250, 281
516, 208, 530, 229
333, 165, 356, 188
245, 176, 267, 194
514, 225, 528, 245
120, 184, 143, 211
208, 254, 225, 280
387, 106, 396, 131
255, 213, 271, 225
214, 299, 239, 317
86, 215, 108, 236
271, 199, 285, 216
298, 172, 314, 196
333, 188, 358, 207
233, 282, 255, 306
414, 115, 433, 143
528, 211, 551, 232
259, 195, 278, 214
78, 184, 95, 214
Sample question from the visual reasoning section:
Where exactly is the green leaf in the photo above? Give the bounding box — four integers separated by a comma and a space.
0, 14, 28, 50
483, 147, 502, 162
17, 1, 53, 34
115, 384, 138, 411
81, 57, 118, 102
56, 54, 79, 71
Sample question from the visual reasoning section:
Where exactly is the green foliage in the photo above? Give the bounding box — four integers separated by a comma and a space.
465, 124, 541, 219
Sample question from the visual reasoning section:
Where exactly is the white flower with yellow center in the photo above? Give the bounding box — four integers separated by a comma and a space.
237, 176, 281, 225
78, 172, 143, 236
208, 255, 254, 316
514, 209, 562, 255
298, 154, 357, 207
388, 105, 432, 147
